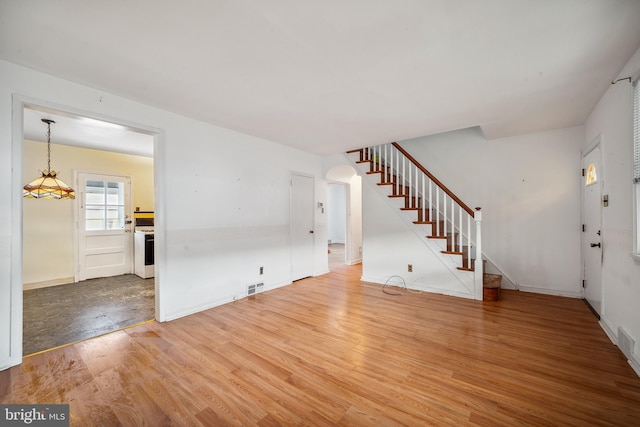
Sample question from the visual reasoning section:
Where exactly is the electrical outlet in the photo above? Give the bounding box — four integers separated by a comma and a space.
408, 264, 413, 272
259, 266, 264, 275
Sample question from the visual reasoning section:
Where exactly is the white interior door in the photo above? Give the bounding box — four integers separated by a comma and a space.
291, 174, 315, 281
77, 172, 133, 281
582, 144, 603, 316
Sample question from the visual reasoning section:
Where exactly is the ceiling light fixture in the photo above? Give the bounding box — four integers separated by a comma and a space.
23, 119, 76, 199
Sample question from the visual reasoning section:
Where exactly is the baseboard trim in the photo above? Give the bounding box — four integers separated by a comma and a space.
599, 317, 640, 378
360, 275, 475, 300
24, 277, 75, 290
165, 280, 293, 322
629, 354, 640, 377
518, 285, 582, 298
599, 317, 617, 345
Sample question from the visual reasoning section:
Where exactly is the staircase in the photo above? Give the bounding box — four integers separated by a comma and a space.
347, 143, 501, 301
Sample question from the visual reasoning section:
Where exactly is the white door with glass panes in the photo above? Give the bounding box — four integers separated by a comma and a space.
77, 173, 133, 281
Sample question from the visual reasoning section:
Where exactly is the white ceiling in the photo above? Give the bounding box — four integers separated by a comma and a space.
2, 0, 640, 156
23, 107, 154, 157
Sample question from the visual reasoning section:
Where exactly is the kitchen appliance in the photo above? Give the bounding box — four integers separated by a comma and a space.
134, 217, 154, 278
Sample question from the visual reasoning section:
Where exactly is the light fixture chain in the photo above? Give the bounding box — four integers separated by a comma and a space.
46, 121, 51, 173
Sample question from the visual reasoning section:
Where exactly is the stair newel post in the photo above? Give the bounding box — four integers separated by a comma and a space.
474, 207, 483, 300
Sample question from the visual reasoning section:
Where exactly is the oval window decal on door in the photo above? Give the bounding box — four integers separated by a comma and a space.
585, 163, 597, 186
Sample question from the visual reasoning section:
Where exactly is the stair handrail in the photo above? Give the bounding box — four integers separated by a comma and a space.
391, 142, 475, 217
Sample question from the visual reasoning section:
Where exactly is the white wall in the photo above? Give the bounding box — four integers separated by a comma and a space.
584, 46, 640, 370
22, 140, 154, 287
401, 125, 584, 296
0, 60, 327, 369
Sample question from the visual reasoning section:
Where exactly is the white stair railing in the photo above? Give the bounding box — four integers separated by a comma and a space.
356, 142, 483, 298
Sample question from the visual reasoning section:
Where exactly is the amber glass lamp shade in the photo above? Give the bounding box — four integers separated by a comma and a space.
23, 118, 75, 199
23, 170, 76, 199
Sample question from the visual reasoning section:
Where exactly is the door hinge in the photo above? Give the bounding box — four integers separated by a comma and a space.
582, 279, 586, 288
581, 168, 585, 177
582, 224, 585, 232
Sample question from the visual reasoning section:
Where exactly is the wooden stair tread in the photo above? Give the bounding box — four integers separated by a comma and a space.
442, 251, 463, 255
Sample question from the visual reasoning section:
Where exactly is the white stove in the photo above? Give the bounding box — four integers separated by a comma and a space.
134, 217, 154, 278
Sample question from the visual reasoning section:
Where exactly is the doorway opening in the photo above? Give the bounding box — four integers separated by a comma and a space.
326, 165, 362, 270
21, 104, 157, 355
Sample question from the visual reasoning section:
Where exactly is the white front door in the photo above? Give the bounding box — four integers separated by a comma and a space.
77, 172, 133, 281
290, 174, 315, 281
582, 143, 603, 316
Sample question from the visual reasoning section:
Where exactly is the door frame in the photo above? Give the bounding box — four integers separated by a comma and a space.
74, 171, 135, 282
581, 135, 604, 316
10, 94, 165, 367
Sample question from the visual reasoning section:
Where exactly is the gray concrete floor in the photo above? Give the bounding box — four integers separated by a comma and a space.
23, 274, 155, 355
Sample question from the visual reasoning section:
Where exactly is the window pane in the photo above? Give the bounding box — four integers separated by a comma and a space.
86, 206, 105, 231
106, 206, 125, 230
585, 163, 597, 186
106, 181, 124, 205
85, 180, 105, 204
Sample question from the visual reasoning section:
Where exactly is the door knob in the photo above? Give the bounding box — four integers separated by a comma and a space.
590, 242, 601, 248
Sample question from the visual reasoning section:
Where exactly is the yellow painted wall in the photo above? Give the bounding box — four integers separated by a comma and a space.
23, 140, 154, 287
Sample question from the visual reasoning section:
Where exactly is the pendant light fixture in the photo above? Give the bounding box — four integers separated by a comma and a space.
23, 119, 76, 199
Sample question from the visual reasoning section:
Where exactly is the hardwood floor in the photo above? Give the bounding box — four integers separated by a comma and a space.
2, 263, 639, 426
